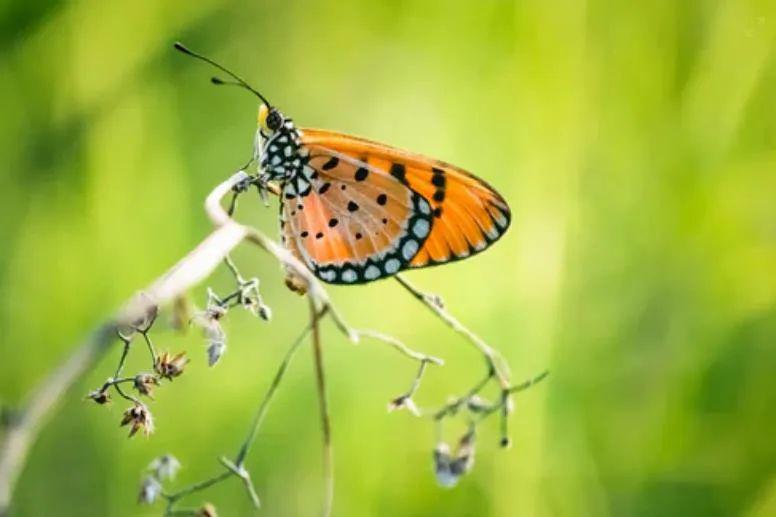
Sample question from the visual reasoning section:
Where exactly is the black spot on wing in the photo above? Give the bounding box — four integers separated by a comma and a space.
390, 163, 407, 184
431, 167, 446, 203
322, 157, 339, 170
354, 167, 369, 181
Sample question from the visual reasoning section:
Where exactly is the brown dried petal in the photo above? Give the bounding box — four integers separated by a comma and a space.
388, 395, 420, 416
87, 390, 111, 405
133, 374, 160, 398
121, 404, 154, 437
155, 351, 189, 380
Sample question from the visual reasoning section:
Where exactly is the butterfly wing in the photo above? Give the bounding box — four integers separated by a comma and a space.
279, 149, 433, 284
300, 128, 511, 269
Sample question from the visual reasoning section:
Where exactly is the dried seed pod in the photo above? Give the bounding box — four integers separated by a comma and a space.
155, 351, 189, 380
120, 403, 154, 438
148, 454, 181, 481
138, 475, 162, 504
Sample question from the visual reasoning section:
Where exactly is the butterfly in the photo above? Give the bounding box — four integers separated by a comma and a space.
176, 43, 511, 285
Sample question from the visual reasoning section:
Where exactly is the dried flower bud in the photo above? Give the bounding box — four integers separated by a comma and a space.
155, 351, 189, 380
87, 389, 111, 405
284, 272, 308, 295
196, 503, 218, 517
133, 374, 160, 399
387, 395, 420, 417
452, 430, 476, 475
138, 475, 162, 504
148, 454, 181, 481
433, 430, 477, 487
258, 303, 272, 321
207, 339, 227, 367
433, 442, 459, 488
120, 403, 154, 437
193, 307, 228, 367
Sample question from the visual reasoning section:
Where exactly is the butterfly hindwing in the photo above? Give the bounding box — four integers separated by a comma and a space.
280, 150, 433, 284
300, 128, 511, 269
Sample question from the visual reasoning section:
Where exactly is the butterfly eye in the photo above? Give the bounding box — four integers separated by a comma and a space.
266, 109, 283, 131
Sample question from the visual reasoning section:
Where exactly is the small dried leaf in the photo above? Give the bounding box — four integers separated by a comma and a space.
138, 475, 162, 504
388, 395, 420, 417
148, 454, 181, 481
87, 390, 111, 405
121, 403, 154, 438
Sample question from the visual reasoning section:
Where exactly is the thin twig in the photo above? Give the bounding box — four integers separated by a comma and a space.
309, 299, 334, 517
0, 164, 545, 513
234, 319, 319, 465
395, 274, 511, 388
354, 329, 443, 366
0, 170, 326, 513
163, 319, 318, 513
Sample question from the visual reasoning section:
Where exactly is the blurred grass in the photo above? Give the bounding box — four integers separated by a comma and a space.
1, 0, 775, 515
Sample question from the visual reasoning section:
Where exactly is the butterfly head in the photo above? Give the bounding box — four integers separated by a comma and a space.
258, 104, 284, 136
256, 105, 303, 180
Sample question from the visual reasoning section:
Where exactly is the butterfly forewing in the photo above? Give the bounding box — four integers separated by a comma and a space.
300, 128, 511, 270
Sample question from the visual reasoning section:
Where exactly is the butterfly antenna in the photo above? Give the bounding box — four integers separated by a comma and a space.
211, 76, 244, 88
173, 42, 272, 106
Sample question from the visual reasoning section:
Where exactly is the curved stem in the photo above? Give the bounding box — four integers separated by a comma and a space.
394, 275, 511, 388
309, 299, 333, 517
234, 319, 318, 465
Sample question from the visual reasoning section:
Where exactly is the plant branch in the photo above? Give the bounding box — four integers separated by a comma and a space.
161, 317, 318, 514
0, 163, 546, 514
234, 318, 319, 466
395, 274, 511, 389
309, 299, 333, 517
0, 170, 327, 514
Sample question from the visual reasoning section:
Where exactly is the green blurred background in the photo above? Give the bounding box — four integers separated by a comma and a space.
1, 0, 775, 515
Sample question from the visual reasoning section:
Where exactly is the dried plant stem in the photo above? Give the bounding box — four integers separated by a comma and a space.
0, 170, 328, 514
234, 317, 320, 466
162, 322, 315, 514
0, 166, 538, 514
164, 471, 232, 511
0, 323, 116, 512
309, 299, 334, 517
354, 330, 443, 366
395, 274, 511, 389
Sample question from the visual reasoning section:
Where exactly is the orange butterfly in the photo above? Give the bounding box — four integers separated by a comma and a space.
176, 43, 510, 284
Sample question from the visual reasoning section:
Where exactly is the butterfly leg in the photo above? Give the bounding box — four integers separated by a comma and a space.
227, 173, 257, 216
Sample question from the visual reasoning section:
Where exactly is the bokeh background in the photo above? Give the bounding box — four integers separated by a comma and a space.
1, 0, 775, 515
